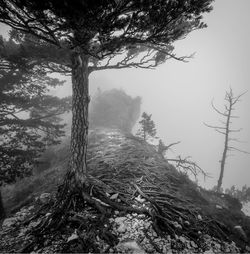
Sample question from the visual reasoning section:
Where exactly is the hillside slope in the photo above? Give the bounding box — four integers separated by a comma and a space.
1, 128, 250, 253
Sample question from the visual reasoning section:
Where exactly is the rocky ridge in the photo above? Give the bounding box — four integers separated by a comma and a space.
1, 128, 250, 253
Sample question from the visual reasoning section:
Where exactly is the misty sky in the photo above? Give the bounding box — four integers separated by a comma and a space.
1, 0, 250, 190
91, 0, 250, 190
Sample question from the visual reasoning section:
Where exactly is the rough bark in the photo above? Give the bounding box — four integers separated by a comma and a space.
64, 49, 90, 190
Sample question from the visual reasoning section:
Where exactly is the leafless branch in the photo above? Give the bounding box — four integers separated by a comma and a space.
167, 155, 210, 180
228, 146, 250, 154
203, 122, 226, 130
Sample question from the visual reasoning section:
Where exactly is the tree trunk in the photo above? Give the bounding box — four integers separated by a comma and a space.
217, 105, 232, 192
64, 49, 90, 190
0, 189, 6, 226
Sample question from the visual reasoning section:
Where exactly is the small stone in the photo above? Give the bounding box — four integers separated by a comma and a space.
203, 249, 213, 254
173, 221, 179, 228
114, 210, 119, 215
110, 193, 119, 200
167, 235, 171, 242
117, 224, 127, 233
135, 195, 146, 203
212, 242, 221, 251
197, 214, 202, 221
127, 214, 132, 219
173, 221, 182, 230
28, 206, 34, 210
162, 246, 168, 254
179, 236, 186, 244
114, 216, 127, 224
138, 214, 145, 218
184, 220, 190, 227
144, 222, 151, 229
18, 228, 28, 237
190, 241, 197, 248
154, 238, 161, 244
2, 217, 17, 227
118, 240, 145, 254
39, 193, 51, 204
203, 234, 211, 241
67, 232, 78, 242
216, 205, 222, 209
152, 231, 157, 237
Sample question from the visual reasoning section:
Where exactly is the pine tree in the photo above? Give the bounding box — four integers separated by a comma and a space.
0, 37, 71, 221
137, 112, 157, 141
0, 0, 214, 230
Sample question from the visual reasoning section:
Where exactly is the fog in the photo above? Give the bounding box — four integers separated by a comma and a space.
50, 0, 250, 190
1, 0, 250, 190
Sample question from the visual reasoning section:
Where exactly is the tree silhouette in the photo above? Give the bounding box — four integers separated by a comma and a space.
204, 88, 249, 192
0, 0, 214, 230
137, 112, 157, 141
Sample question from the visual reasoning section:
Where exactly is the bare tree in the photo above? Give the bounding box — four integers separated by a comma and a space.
157, 139, 208, 180
168, 156, 209, 181
204, 88, 249, 192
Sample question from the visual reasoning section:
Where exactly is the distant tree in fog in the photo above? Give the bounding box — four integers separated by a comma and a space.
225, 185, 250, 203
137, 112, 157, 141
0, 37, 71, 222
204, 88, 249, 192
89, 89, 141, 133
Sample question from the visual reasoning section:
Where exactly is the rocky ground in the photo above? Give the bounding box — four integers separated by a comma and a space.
0, 192, 243, 253
1, 128, 250, 253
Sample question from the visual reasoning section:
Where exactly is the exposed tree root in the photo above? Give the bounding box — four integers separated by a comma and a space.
22, 129, 235, 253
22, 167, 232, 254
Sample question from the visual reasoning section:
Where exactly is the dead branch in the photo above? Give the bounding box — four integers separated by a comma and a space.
167, 156, 209, 180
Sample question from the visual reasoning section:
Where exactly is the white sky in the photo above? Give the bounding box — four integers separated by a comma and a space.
88, 0, 250, 190
1, 0, 250, 190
